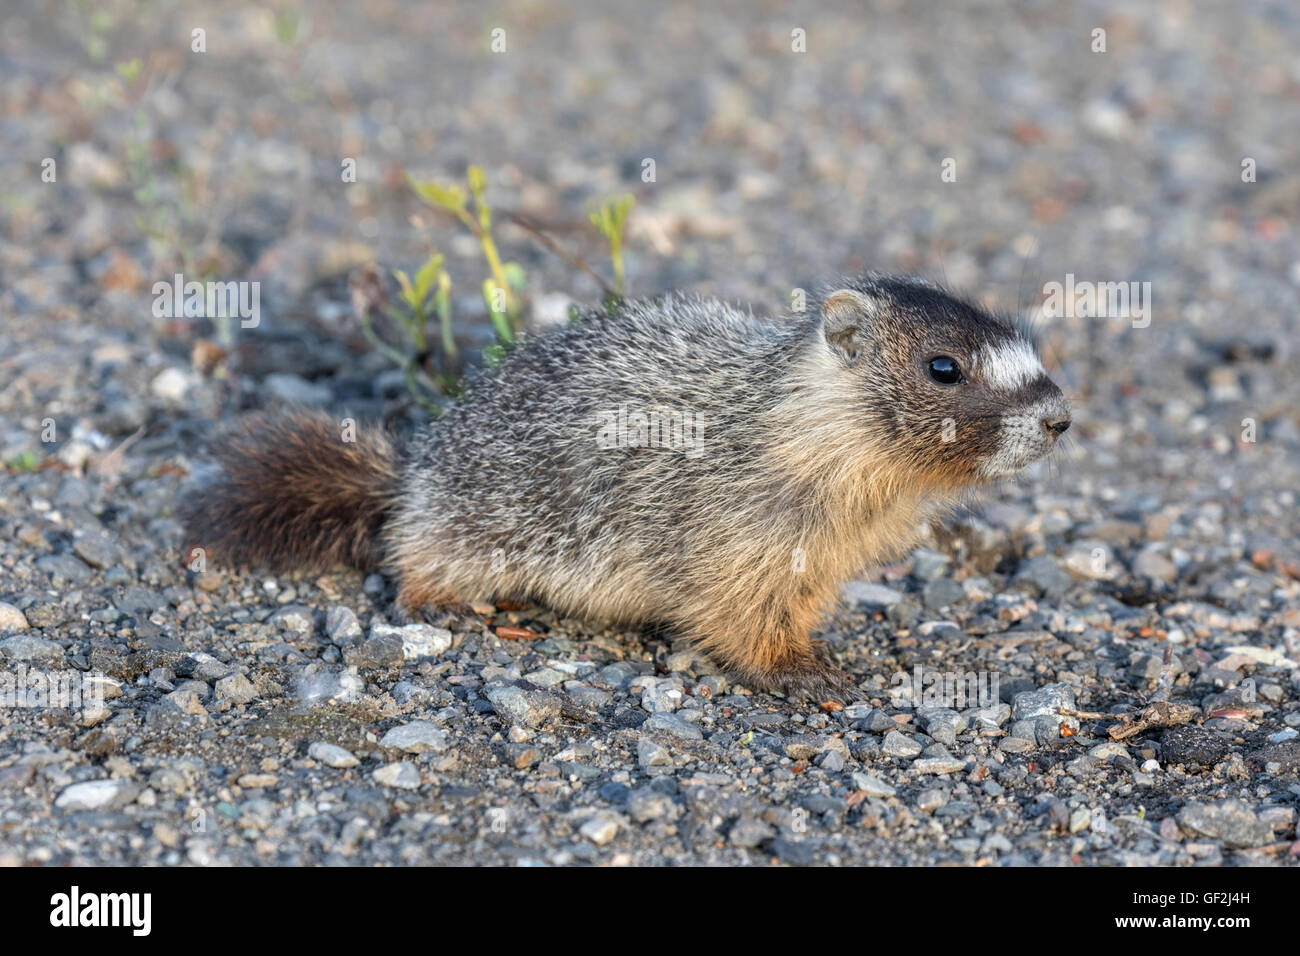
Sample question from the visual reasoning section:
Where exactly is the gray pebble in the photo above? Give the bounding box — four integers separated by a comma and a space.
485, 683, 561, 728
325, 606, 362, 645
214, 673, 258, 704
0, 602, 29, 632
373, 762, 421, 790
1177, 800, 1270, 848
882, 730, 923, 757
55, 779, 139, 811
380, 721, 449, 754
637, 738, 671, 769
0, 634, 64, 662
645, 712, 703, 740
850, 773, 896, 798
308, 742, 360, 768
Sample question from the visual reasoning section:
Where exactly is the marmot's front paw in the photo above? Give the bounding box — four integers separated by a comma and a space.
771, 641, 859, 704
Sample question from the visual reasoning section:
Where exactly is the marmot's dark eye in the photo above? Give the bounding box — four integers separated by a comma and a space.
928, 356, 964, 385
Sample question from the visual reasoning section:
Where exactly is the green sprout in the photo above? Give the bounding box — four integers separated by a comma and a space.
71, 0, 113, 61
588, 194, 635, 299
4, 451, 40, 473
410, 166, 525, 340
360, 252, 457, 411
482, 277, 513, 345
273, 9, 302, 45
116, 58, 142, 85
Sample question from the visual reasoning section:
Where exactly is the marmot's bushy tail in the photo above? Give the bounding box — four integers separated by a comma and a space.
181, 410, 401, 573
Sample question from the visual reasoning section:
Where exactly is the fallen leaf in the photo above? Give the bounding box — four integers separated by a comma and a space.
496, 626, 540, 641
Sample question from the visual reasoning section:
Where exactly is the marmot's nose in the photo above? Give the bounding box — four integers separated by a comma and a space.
1043, 417, 1071, 437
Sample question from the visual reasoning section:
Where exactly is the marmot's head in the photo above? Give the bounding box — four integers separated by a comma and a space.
816, 275, 1071, 486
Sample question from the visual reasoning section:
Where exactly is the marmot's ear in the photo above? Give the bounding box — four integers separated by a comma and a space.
820, 289, 879, 364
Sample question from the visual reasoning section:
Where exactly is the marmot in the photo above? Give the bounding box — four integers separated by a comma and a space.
183, 274, 1071, 701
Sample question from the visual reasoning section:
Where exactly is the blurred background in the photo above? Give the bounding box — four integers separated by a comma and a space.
1, 0, 1298, 546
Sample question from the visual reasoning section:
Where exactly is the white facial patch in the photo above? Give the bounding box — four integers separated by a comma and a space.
976, 340, 1046, 391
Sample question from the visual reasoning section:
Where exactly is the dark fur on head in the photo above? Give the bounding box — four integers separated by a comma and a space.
813, 274, 1069, 485
181, 410, 400, 572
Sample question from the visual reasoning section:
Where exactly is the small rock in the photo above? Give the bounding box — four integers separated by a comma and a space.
861, 709, 898, 733
1128, 653, 1168, 681
0, 602, 29, 632
505, 744, 541, 769
1089, 742, 1131, 760
637, 738, 671, 769
1015, 556, 1072, 596
384, 622, 452, 660
347, 630, 404, 670
55, 779, 138, 811
1011, 683, 1078, 734
380, 721, 449, 754
214, 673, 258, 704
916, 788, 947, 812
485, 683, 561, 728
523, 667, 566, 687
1064, 541, 1116, 580
768, 837, 815, 865
915, 756, 967, 774
373, 762, 421, 790
151, 367, 196, 401
263, 372, 332, 406
0, 764, 36, 790
579, 816, 619, 846
308, 742, 360, 769
641, 678, 685, 713
627, 787, 678, 822
842, 581, 904, 607
882, 730, 923, 758
114, 587, 165, 616
966, 703, 1010, 730
1132, 548, 1177, 583
325, 606, 363, 645
164, 689, 207, 715
911, 549, 951, 581
644, 712, 703, 740
922, 578, 966, 609
192, 570, 222, 593
850, 773, 896, 798
237, 773, 277, 789
0, 634, 64, 662
268, 605, 315, 634
917, 708, 963, 747
72, 530, 122, 570
1178, 800, 1270, 848
729, 816, 775, 847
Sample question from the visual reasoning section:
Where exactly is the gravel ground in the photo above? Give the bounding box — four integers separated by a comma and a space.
1, 1, 1299, 866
